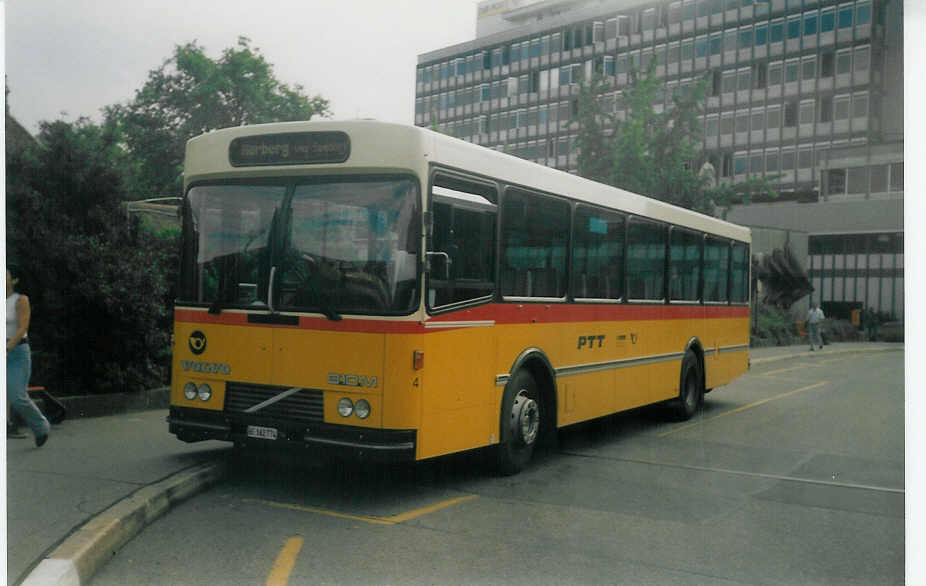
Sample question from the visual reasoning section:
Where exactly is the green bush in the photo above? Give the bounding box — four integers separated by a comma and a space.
751, 303, 799, 347
6, 118, 176, 395
821, 319, 864, 343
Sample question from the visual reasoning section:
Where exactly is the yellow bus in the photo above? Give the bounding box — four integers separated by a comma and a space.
168, 120, 751, 473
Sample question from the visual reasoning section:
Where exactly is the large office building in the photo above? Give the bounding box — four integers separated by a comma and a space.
415, 0, 903, 320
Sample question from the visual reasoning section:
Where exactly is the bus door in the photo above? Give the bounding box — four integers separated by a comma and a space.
419, 185, 498, 458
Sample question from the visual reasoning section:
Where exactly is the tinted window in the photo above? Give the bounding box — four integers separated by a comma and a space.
704, 237, 730, 302
731, 242, 750, 303
501, 190, 570, 298
669, 229, 702, 301
429, 192, 496, 309
627, 219, 667, 300
838, 6, 853, 28
573, 206, 625, 300
770, 22, 784, 43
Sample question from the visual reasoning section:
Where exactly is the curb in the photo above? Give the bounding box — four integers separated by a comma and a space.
21, 459, 227, 586
49, 388, 171, 420
750, 345, 902, 366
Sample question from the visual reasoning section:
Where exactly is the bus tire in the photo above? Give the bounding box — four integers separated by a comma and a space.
671, 351, 703, 421
495, 369, 542, 476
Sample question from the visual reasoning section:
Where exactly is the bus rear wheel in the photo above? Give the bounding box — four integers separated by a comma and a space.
671, 351, 703, 421
495, 369, 541, 475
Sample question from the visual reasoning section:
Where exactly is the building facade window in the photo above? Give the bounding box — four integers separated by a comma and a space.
838, 4, 854, 29
821, 8, 836, 32
766, 150, 779, 172
855, 46, 870, 72
767, 106, 781, 129
804, 12, 818, 36
852, 93, 869, 117
857, 1, 872, 26
847, 167, 869, 194
803, 56, 817, 80
799, 100, 815, 124
820, 96, 833, 121
821, 52, 835, 77
770, 20, 785, 43
784, 101, 798, 126
756, 23, 768, 46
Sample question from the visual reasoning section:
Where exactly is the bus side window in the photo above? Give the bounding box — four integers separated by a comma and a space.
627, 218, 667, 301
704, 236, 730, 302
428, 190, 497, 309
572, 205, 625, 300
501, 189, 570, 299
730, 242, 750, 302
669, 227, 702, 302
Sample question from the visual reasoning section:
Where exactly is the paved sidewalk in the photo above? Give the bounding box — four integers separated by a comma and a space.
748, 340, 903, 365
5, 341, 904, 585
6, 410, 225, 585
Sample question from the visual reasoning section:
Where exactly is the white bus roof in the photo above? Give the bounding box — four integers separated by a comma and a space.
184, 119, 750, 243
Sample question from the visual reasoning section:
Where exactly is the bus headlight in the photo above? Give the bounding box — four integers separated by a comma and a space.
337, 398, 354, 417
197, 384, 212, 401
354, 399, 371, 419
183, 382, 197, 400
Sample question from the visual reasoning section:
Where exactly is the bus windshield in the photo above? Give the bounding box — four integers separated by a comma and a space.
180, 177, 420, 315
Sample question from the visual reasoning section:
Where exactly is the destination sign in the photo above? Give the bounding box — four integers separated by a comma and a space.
229, 131, 350, 166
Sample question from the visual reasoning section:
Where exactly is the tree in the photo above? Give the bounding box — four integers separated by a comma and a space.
569, 73, 617, 186
107, 36, 331, 197
6, 117, 176, 394
570, 62, 775, 216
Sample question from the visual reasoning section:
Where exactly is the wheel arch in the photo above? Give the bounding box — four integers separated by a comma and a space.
684, 337, 707, 388
502, 347, 558, 439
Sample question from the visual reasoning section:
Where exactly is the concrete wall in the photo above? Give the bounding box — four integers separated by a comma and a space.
727, 198, 903, 235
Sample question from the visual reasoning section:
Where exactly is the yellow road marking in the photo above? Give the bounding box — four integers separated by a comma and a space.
245, 494, 478, 526
760, 364, 808, 377
760, 357, 849, 377
265, 536, 304, 586
660, 380, 828, 437
386, 494, 478, 523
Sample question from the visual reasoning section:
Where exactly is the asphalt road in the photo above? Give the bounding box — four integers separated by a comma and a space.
91, 351, 904, 585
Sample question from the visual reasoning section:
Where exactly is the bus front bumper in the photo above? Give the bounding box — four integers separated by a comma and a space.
167, 407, 416, 463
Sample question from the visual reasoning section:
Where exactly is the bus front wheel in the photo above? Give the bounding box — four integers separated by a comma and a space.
495, 369, 541, 475
671, 351, 703, 421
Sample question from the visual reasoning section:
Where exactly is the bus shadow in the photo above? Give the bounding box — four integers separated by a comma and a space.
219, 397, 739, 517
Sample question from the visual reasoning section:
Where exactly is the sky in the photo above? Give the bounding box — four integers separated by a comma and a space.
3, 0, 479, 134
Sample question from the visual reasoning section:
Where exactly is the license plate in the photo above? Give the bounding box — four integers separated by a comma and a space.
246, 425, 278, 440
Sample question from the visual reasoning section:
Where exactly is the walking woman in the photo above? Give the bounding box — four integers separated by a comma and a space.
7, 266, 49, 447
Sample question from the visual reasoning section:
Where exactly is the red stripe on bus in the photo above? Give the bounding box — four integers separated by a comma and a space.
175, 304, 748, 333
432, 303, 749, 324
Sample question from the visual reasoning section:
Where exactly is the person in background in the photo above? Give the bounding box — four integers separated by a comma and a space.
863, 306, 879, 341
7, 265, 49, 447
806, 302, 825, 352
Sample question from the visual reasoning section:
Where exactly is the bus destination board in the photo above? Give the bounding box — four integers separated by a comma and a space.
229, 132, 350, 167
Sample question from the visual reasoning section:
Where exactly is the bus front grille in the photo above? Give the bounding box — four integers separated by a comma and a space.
224, 383, 324, 424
